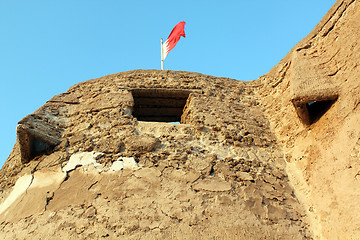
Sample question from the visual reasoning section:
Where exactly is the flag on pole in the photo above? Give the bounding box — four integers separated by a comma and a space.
163, 21, 186, 60
161, 21, 186, 70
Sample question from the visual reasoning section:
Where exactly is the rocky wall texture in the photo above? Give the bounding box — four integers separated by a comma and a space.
255, 0, 360, 239
0, 70, 311, 239
1, 0, 359, 239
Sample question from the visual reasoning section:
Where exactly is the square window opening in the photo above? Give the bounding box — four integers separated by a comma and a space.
131, 88, 192, 123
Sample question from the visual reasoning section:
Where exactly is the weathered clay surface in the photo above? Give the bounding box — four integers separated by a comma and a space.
255, 0, 360, 238
0, 0, 359, 239
0, 70, 309, 239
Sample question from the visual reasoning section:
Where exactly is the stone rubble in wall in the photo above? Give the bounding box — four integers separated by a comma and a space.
0, 70, 312, 239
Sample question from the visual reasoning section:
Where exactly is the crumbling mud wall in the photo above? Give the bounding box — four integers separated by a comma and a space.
255, 0, 360, 239
1, 0, 359, 239
0, 71, 311, 239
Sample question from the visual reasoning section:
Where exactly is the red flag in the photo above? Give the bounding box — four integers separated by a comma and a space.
163, 21, 186, 59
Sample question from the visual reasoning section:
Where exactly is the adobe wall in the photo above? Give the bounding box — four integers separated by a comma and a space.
0, 70, 311, 239
1, 0, 359, 238
255, 0, 360, 238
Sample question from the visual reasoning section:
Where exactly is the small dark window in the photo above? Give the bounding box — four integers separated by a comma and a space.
17, 120, 62, 163
292, 96, 337, 125
306, 99, 336, 124
131, 88, 191, 123
31, 137, 54, 157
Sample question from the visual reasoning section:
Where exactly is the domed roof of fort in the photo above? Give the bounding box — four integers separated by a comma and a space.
1, 0, 360, 239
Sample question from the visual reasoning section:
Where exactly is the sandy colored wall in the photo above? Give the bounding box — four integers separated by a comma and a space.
256, 0, 360, 238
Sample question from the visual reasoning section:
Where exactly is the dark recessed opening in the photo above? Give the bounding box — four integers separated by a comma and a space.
306, 99, 337, 124
30, 137, 55, 159
17, 117, 62, 163
131, 88, 191, 122
292, 96, 338, 125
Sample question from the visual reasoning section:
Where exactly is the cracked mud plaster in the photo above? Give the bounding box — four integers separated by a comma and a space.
2, 2, 360, 237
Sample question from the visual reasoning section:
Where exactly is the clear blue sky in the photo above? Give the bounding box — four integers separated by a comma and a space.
0, 0, 336, 168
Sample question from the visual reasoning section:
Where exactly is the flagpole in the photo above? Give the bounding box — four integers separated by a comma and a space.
161, 38, 164, 70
